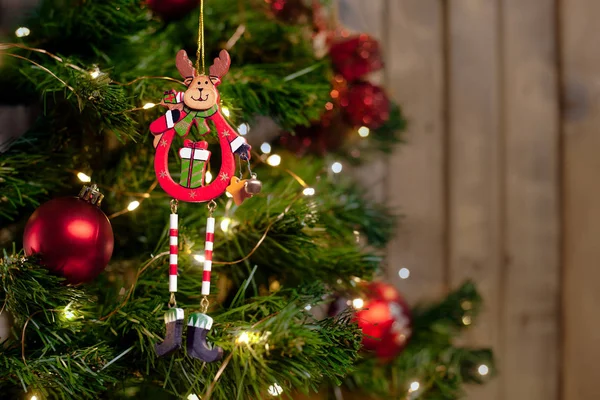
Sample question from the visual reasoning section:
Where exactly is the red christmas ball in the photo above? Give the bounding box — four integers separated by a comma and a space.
147, 0, 199, 20
23, 189, 114, 284
268, 0, 311, 22
329, 34, 384, 82
355, 282, 412, 360
342, 82, 390, 129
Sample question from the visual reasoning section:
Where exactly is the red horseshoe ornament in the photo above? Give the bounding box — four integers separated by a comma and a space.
149, 49, 254, 203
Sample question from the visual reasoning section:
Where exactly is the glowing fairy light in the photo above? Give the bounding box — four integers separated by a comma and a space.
478, 364, 489, 376
64, 310, 76, 320
194, 254, 205, 263
260, 142, 272, 154
331, 162, 343, 174
236, 332, 250, 344
77, 172, 91, 183
352, 298, 364, 309
238, 123, 249, 136
220, 217, 231, 232
462, 315, 472, 326
266, 154, 281, 166
127, 201, 140, 211
205, 171, 213, 183
143, 102, 156, 109
15, 27, 31, 37
358, 126, 370, 138
302, 187, 315, 196
222, 107, 231, 117
90, 67, 101, 79
398, 268, 410, 279
187, 395, 200, 400
409, 381, 420, 393
268, 383, 283, 396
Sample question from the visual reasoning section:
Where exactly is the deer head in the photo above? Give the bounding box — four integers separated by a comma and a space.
176, 50, 231, 111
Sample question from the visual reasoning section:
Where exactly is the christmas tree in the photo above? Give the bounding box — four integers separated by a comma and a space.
0, 1, 494, 399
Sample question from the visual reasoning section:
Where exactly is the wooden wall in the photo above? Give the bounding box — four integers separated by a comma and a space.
343, 0, 600, 399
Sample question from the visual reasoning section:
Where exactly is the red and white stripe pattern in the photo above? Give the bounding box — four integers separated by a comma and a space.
202, 217, 215, 295
169, 213, 178, 292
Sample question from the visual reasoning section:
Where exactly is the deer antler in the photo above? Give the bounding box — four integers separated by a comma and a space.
209, 50, 231, 78
176, 50, 196, 80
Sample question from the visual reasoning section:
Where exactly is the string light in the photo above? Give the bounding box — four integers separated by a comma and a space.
89, 67, 101, 79
238, 123, 249, 136
187, 395, 200, 400
358, 126, 370, 138
461, 300, 473, 311
352, 298, 364, 309
478, 364, 489, 376
127, 201, 140, 211
77, 172, 91, 183
398, 268, 410, 279
15, 27, 31, 37
194, 254, 205, 263
408, 381, 420, 393
220, 217, 231, 232
260, 142, 272, 154
269, 280, 281, 292
302, 187, 315, 196
222, 106, 231, 117
205, 171, 213, 183
267, 383, 283, 396
30, 395, 38, 400
266, 154, 281, 166
143, 102, 156, 109
304, 304, 312, 311
462, 315, 472, 326
236, 332, 250, 344
331, 162, 343, 174
64, 309, 76, 320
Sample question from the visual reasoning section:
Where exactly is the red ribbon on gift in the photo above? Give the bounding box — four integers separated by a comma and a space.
183, 139, 209, 150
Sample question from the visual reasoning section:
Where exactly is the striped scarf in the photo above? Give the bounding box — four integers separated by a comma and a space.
174, 104, 219, 137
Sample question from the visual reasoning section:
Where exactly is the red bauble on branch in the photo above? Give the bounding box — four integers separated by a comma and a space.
23, 185, 114, 284
355, 282, 412, 360
268, 0, 311, 22
342, 82, 390, 129
329, 34, 384, 82
147, 0, 199, 20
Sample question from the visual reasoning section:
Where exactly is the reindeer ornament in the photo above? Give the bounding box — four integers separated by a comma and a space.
150, 49, 256, 202
150, 50, 262, 363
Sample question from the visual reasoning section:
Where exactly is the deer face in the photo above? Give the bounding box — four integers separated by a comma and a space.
176, 49, 231, 111
183, 75, 220, 110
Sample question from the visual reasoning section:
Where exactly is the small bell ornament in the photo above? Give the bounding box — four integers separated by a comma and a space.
244, 176, 263, 195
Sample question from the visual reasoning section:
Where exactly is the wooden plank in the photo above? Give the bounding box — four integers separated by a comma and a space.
560, 1, 600, 399
340, 0, 387, 204
446, 1, 501, 399
501, 1, 560, 399
384, 0, 446, 302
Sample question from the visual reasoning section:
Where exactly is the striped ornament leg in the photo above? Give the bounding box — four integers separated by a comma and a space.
155, 200, 184, 357
187, 206, 223, 362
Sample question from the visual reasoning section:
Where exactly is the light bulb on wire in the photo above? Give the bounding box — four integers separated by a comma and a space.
77, 172, 91, 183
266, 154, 281, 166
268, 383, 283, 396
15, 27, 30, 37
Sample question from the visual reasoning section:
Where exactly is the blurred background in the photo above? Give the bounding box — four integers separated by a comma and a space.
1, 0, 597, 399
